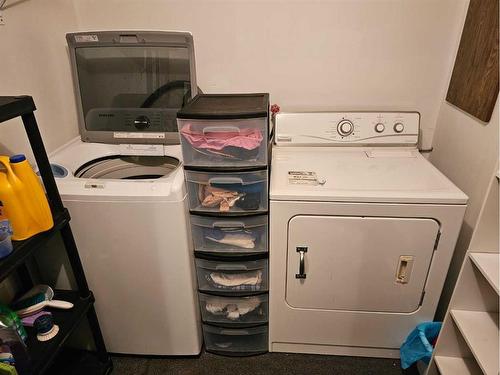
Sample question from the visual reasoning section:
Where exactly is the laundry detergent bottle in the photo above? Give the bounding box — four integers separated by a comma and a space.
0, 155, 53, 240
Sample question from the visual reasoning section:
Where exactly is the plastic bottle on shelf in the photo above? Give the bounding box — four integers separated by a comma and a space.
0, 155, 53, 241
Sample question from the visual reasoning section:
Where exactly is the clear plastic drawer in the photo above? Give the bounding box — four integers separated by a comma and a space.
199, 293, 268, 326
178, 118, 268, 168
195, 258, 268, 294
190, 215, 268, 254
185, 170, 268, 215
203, 324, 268, 356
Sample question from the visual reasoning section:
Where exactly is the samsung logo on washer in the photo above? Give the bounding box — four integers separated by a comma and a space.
98, 113, 115, 118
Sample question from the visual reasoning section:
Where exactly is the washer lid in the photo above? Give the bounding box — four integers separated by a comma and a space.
270, 147, 468, 204
67, 31, 198, 145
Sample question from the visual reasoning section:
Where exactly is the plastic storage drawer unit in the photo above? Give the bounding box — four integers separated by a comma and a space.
195, 257, 268, 294
203, 324, 268, 356
190, 214, 268, 254
198, 293, 268, 327
177, 94, 269, 169
185, 170, 268, 215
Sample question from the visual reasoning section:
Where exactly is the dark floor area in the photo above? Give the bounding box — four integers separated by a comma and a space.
111, 351, 403, 375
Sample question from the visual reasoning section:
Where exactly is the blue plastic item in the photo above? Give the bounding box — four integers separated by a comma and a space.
0, 235, 12, 260
49, 163, 68, 178
0, 220, 13, 260
400, 321, 442, 369
8, 155, 26, 163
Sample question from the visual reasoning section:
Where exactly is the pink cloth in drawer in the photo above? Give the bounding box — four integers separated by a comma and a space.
180, 124, 263, 151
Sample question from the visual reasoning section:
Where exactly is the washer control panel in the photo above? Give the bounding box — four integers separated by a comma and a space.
275, 112, 419, 146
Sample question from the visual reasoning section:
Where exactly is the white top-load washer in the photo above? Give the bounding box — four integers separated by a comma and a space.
48, 31, 202, 355
269, 112, 467, 358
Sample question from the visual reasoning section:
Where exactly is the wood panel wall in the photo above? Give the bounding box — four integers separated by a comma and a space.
446, 0, 499, 122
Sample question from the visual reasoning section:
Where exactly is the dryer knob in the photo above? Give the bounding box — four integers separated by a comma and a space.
375, 123, 385, 133
393, 122, 404, 133
337, 120, 354, 136
134, 115, 151, 130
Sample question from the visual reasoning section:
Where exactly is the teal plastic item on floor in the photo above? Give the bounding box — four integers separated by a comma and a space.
400, 321, 442, 369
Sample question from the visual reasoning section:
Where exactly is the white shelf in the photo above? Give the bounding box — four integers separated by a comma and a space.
434, 356, 482, 375
450, 310, 499, 375
427, 167, 499, 375
469, 252, 499, 294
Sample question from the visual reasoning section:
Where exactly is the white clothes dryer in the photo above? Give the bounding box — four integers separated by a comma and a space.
269, 112, 467, 358
48, 31, 202, 355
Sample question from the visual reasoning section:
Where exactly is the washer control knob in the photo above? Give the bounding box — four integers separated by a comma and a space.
337, 119, 354, 136
134, 115, 151, 130
375, 123, 385, 133
393, 122, 404, 133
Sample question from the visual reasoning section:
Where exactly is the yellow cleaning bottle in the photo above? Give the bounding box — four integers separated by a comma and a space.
0, 155, 53, 240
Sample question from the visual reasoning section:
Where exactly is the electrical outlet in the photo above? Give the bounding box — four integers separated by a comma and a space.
0, 11, 5, 26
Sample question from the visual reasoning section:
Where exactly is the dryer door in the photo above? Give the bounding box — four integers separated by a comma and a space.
286, 216, 439, 313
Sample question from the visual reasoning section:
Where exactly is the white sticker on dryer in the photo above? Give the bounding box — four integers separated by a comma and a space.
288, 171, 325, 185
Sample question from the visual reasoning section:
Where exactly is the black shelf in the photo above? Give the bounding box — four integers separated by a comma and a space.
0, 95, 111, 374
24, 291, 94, 374
0, 96, 36, 123
0, 209, 70, 283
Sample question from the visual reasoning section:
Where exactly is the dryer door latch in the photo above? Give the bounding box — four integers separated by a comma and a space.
396, 255, 414, 284
295, 246, 308, 279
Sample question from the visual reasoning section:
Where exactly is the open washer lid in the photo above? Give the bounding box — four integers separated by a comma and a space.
67, 30, 198, 145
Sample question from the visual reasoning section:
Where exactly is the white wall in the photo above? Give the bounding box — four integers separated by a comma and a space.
432, 100, 499, 318
0, 0, 80, 159
0, 0, 468, 157
73, 0, 468, 149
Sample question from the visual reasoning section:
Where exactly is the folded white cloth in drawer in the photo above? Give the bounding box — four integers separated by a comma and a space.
205, 231, 256, 249
210, 270, 262, 287
206, 296, 261, 320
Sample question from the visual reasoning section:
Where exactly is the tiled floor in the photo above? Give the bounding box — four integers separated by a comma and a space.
111, 351, 403, 375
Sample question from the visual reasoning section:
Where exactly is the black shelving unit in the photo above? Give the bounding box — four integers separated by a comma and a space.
0, 96, 112, 374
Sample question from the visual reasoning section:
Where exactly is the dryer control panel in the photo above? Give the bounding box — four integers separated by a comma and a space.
274, 112, 419, 146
